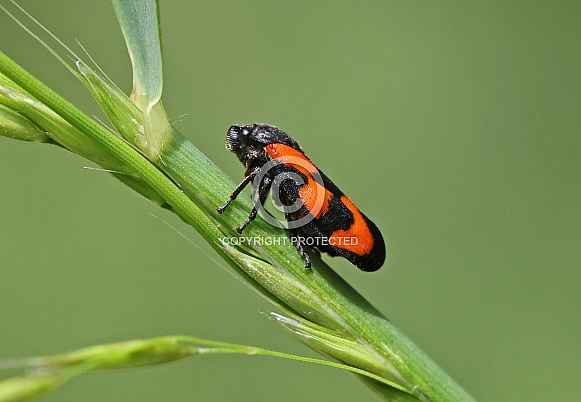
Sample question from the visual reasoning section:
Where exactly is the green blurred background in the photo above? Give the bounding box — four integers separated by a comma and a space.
1, 1, 579, 401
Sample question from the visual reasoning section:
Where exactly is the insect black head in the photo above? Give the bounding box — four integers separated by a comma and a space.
225, 125, 251, 164
225, 124, 303, 169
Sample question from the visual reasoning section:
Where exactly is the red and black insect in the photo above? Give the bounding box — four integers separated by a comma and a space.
217, 124, 385, 272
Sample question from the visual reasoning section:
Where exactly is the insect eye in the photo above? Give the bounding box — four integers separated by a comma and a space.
226, 126, 242, 151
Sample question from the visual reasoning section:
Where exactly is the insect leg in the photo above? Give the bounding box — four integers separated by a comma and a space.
236, 174, 273, 233
217, 167, 259, 214
288, 228, 312, 268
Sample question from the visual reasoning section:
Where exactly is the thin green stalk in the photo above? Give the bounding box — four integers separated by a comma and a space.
0, 50, 222, 259
0, 335, 414, 401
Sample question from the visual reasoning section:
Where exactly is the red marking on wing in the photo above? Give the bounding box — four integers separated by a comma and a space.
329, 196, 374, 256
265, 143, 332, 217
